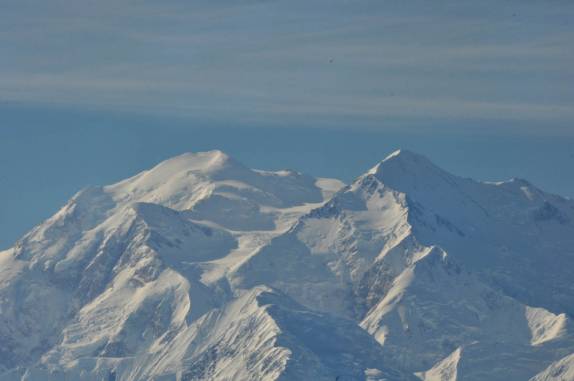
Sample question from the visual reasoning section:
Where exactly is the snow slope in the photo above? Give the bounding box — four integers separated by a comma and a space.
233, 149, 574, 379
1, 149, 573, 380
530, 353, 574, 381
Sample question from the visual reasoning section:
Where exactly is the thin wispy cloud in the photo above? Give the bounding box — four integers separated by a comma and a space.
1, 0, 573, 131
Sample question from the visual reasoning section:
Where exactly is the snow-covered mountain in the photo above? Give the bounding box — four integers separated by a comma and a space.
0, 149, 572, 380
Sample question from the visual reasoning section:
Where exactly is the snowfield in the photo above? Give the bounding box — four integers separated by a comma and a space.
0, 149, 572, 380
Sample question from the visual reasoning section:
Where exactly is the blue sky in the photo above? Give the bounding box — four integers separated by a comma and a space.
1, 0, 573, 248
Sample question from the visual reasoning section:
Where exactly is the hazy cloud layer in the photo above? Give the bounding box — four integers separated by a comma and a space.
1, 0, 573, 130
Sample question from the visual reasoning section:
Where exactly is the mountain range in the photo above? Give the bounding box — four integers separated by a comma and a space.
1, 149, 573, 381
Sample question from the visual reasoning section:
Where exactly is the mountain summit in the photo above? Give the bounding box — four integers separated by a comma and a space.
0, 150, 572, 381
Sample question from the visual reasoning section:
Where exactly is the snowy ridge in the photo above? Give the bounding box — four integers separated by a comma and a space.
1, 149, 573, 380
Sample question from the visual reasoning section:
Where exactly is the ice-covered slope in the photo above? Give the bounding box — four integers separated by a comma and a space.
530, 353, 574, 381
233, 149, 574, 379
367, 150, 574, 316
2, 287, 414, 381
0, 151, 350, 379
361, 247, 573, 380
1, 149, 573, 381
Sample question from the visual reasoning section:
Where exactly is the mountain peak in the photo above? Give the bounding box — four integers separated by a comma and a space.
107, 150, 247, 194
384, 148, 435, 165
366, 149, 445, 186
383, 148, 423, 162
156, 149, 241, 174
